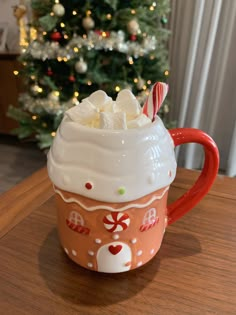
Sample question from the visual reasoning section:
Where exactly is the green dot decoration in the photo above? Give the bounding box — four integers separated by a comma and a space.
118, 186, 126, 195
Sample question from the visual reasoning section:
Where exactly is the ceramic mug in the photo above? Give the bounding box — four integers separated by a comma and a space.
47, 116, 219, 273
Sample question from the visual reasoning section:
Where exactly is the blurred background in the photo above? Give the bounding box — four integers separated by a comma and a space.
0, 0, 235, 193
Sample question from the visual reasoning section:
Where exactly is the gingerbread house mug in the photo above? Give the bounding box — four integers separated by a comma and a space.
47, 115, 219, 273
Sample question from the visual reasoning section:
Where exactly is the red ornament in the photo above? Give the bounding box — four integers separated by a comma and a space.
94, 30, 110, 37
85, 182, 93, 190
130, 34, 137, 41
69, 75, 76, 82
47, 68, 53, 76
50, 31, 62, 41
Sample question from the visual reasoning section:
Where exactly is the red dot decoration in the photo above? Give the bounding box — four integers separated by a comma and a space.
85, 182, 93, 190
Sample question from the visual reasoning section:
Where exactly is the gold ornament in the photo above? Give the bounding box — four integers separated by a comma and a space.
127, 19, 140, 35
82, 16, 95, 30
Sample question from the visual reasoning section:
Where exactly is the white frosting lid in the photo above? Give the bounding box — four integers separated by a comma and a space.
47, 116, 177, 202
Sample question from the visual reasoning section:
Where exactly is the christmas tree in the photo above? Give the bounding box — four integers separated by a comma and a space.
8, 0, 171, 149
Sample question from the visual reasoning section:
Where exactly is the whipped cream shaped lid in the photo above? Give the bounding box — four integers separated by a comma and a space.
47, 115, 177, 203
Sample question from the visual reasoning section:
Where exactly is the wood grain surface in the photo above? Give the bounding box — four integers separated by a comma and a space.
0, 168, 235, 315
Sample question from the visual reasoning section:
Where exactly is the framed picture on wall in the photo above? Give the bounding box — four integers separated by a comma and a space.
0, 23, 8, 51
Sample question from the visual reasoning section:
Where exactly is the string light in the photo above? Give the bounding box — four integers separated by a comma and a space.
147, 80, 152, 84
32, 115, 37, 120
55, 0, 59, 3
131, 9, 136, 14
54, 91, 60, 96
134, 78, 138, 83
150, 55, 155, 60
13, 70, 19, 76
64, 34, 69, 39
72, 10, 77, 15
83, 34, 87, 39
152, 2, 157, 6
73, 47, 79, 52
57, 57, 63, 62
63, 57, 68, 62
31, 75, 36, 80
86, 10, 92, 16
106, 14, 112, 20
128, 57, 134, 65
60, 23, 65, 28
87, 80, 92, 85
149, 6, 155, 11
74, 91, 79, 97
50, 12, 54, 16
102, 31, 107, 38
37, 87, 43, 93
142, 85, 147, 90
51, 131, 56, 137
164, 70, 169, 76
115, 86, 121, 92
43, 31, 47, 35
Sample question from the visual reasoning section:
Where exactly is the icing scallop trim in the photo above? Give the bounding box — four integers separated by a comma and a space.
54, 186, 169, 212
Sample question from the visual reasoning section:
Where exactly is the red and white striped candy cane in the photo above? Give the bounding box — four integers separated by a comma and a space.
143, 82, 169, 121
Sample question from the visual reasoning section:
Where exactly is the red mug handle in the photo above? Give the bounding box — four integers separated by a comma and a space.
167, 128, 219, 225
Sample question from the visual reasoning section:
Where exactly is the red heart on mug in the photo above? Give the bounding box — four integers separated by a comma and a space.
108, 245, 122, 255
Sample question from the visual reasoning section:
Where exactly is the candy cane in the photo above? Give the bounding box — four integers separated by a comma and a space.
66, 219, 90, 235
143, 82, 169, 121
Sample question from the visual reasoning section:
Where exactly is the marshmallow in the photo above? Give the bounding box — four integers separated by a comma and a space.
100, 112, 127, 130
86, 90, 112, 111
65, 99, 98, 125
115, 89, 141, 119
127, 114, 152, 129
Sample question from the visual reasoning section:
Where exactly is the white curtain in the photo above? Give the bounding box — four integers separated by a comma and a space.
169, 0, 236, 176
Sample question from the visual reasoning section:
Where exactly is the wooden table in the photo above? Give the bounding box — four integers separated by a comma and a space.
0, 168, 235, 314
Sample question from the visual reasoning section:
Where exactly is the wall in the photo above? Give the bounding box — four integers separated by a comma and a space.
0, 0, 20, 52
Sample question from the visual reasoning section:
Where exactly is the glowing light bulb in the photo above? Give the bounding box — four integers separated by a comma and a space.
38, 87, 43, 93
147, 80, 152, 84
87, 80, 92, 86
50, 12, 54, 16
74, 47, 79, 52
74, 91, 79, 97
32, 115, 37, 120
115, 86, 120, 92
131, 9, 136, 14
72, 10, 77, 15
60, 23, 65, 28
128, 57, 134, 65
54, 91, 60, 96
51, 132, 56, 137
13, 70, 19, 76
134, 78, 138, 83
164, 70, 169, 76
106, 14, 112, 20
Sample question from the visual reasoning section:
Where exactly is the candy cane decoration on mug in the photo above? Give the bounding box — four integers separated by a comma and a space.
143, 82, 169, 121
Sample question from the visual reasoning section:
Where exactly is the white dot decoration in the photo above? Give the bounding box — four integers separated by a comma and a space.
64, 247, 69, 254
131, 238, 137, 244
72, 249, 77, 256
112, 234, 119, 240
137, 261, 143, 267
150, 248, 155, 255
95, 238, 102, 244
87, 262, 93, 268
137, 250, 143, 256
88, 250, 94, 256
